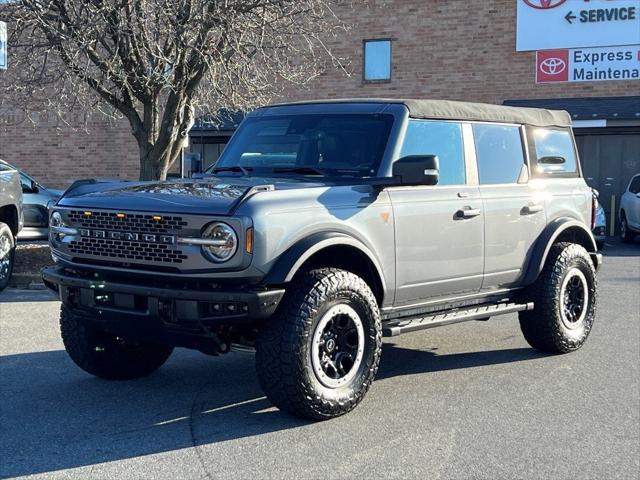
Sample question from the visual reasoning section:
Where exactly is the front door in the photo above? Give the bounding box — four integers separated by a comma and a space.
388, 120, 484, 306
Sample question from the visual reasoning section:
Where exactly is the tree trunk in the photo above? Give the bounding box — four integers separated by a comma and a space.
130, 96, 193, 182
138, 141, 160, 181
137, 140, 182, 181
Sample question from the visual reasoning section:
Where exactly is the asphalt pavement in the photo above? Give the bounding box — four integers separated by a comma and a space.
1, 240, 639, 479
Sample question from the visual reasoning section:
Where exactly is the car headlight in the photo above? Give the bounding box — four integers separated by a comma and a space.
50, 211, 64, 244
201, 222, 238, 263
50, 211, 62, 228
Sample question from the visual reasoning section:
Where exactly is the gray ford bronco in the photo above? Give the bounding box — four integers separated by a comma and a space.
0, 159, 23, 291
43, 99, 602, 420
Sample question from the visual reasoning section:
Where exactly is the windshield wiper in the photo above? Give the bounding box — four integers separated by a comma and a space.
271, 166, 325, 176
211, 165, 252, 175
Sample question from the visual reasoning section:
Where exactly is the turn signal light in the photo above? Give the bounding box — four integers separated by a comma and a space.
245, 227, 254, 253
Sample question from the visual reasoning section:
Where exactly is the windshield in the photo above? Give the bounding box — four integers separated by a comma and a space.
209, 114, 394, 177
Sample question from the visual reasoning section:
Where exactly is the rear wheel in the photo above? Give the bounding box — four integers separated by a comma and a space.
255, 268, 382, 420
620, 213, 635, 243
0, 222, 16, 292
60, 304, 174, 379
519, 243, 597, 353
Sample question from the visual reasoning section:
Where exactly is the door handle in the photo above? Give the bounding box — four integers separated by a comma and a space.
521, 204, 543, 215
456, 207, 481, 219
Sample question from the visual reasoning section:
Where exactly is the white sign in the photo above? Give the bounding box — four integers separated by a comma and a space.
0, 21, 6, 70
517, 0, 640, 51
536, 45, 640, 83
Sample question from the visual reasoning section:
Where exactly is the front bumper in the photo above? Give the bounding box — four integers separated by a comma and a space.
42, 265, 285, 325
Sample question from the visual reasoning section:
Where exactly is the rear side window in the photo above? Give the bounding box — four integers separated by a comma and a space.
531, 127, 578, 176
473, 124, 525, 184
400, 120, 465, 185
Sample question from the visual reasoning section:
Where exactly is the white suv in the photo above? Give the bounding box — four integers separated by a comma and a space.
620, 173, 640, 243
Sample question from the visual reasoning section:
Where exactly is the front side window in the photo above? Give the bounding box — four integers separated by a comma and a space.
629, 175, 640, 194
363, 39, 391, 81
473, 124, 525, 184
531, 127, 578, 175
400, 120, 465, 186
212, 114, 394, 177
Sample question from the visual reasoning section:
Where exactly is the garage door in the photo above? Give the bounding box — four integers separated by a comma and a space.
575, 132, 640, 233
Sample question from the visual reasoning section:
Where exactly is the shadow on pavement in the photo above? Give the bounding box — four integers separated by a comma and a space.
600, 237, 640, 257
0, 344, 546, 477
0, 289, 58, 303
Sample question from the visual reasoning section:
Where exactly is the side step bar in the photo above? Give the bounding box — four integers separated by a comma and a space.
382, 302, 534, 337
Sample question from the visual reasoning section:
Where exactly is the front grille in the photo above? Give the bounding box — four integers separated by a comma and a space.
69, 237, 189, 264
68, 210, 187, 234
65, 209, 190, 266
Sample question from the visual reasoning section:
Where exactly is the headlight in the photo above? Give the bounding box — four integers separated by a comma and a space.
200, 222, 238, 263
50, 211, 62, 228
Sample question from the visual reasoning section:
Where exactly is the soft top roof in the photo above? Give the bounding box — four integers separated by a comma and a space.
265, 98, 572, 128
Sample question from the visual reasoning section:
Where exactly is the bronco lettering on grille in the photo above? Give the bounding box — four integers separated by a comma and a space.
79, 229, 175, 245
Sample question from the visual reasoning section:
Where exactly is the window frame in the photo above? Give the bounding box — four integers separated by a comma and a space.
362, 38, 393, 83
470, 121, 529, 186
526, 126, 581, 179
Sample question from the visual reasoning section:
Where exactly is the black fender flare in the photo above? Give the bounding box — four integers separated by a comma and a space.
263, 231, 388, 299
521, 217, 599, 286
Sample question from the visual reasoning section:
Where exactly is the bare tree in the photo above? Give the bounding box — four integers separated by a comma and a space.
1, 0, 347, 180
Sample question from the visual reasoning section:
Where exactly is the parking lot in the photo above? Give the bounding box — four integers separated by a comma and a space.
1, 240, 638, 480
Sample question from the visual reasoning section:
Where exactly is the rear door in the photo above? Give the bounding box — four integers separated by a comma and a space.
388, 120, 484, 306
473, 123, 547, 289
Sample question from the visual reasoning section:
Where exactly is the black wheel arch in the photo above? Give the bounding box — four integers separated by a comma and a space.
0, 204, 20, 236
522, 217, 599, 286
262, 231, 389, 306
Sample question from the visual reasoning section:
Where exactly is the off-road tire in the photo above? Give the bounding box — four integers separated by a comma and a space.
255, 268, 382, 420
620, 213, 635, 243
60, 304, 174, 379
0, 222, 16, 292
519, 242, 597, 353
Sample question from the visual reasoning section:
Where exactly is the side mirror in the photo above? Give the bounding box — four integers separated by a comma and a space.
22, 180, 39, 194
538, 156, 565, 165
392, 155, 439, 186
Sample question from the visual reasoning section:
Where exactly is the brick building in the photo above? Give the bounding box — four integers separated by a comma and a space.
1, 0, 639, 221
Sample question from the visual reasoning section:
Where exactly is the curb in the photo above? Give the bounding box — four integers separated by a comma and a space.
8, 273, 46, 290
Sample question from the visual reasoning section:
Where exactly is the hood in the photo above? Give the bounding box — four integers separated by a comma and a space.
56, 176, 332, 215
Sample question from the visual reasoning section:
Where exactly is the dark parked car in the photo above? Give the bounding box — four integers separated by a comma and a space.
0, 161, 63, 240
0, 160, 23, 291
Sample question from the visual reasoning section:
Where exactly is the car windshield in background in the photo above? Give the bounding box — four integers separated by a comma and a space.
210, 114, 395, 177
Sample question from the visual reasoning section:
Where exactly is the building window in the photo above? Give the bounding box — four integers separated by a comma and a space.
363, 39, 391, 82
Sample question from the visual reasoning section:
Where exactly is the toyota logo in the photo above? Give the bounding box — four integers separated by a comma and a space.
523, 0, 567, 9
539, 57, 566, 75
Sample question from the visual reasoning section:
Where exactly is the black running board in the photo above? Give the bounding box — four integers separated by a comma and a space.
382, 302, 534, 337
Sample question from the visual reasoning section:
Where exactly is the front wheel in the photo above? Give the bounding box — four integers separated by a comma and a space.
0, 222, 16, 291
60, 304, 174, 379
519, 243, 597, 353
256, 268, 382, 420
